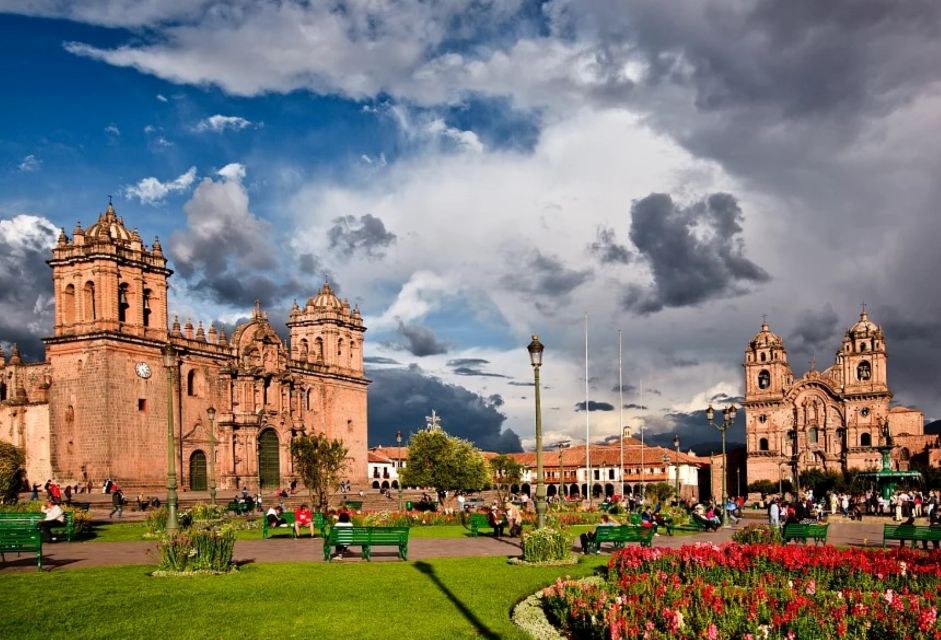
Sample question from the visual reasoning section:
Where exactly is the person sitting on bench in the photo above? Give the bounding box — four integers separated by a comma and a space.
38, 499, 65, 542
266, 505, 287, 528
580, 514, 620, 553
294, 504, 315, 538
488, 506, 506, 537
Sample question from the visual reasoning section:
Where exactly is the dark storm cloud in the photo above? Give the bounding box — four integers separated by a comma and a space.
669, 356, 699, 367
643, 407, 745, 455
327, 213, 396, 259
788, 305, 840, 355
611, 383, 637, 393
444, 357, 509, 378
623, 403, 647, 410
364, 356, 402, 365
367, 365, 522, 452
393, 321, 448, 356
452, 367, 508, 378
501, 249, 592, 313
0, 215, 59, 360
708, 392, 745, 405
589, 227, 631, 265
574, 401, 615, 412
447, 358, 490, 368
623, 193, 769, 314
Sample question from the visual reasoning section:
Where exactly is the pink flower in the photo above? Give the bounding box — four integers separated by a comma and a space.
706, 623, 718, 640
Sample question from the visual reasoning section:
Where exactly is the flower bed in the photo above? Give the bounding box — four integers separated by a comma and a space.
542, 543, 941, 639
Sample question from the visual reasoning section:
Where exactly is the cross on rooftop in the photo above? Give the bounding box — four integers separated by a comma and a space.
425, 409, 442, 430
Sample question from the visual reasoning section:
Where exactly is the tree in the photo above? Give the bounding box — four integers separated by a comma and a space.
400, 429, 490, 495
645, 481, 674, 506
489, 454, 523, 502
0, 442, 25, 504
289, 434, 349, 512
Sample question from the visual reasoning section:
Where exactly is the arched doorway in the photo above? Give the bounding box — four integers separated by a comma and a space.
569, 483, 579, 497
258, 429, 280, 489
189, 450, 207, 491
547, 484, 557, 497
381, 481, 390, 490
372, 481, 380, 489
521, 483, 531, 496
604, 483, 614, 497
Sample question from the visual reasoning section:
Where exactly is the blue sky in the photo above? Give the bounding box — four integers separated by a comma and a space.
2, 2, 941, 453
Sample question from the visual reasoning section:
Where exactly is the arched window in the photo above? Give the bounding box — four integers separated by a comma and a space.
0, 382, 6, 402
808, 427, 818, 446
337, 338, 343, 359
860, 432, 872, 447
315, 337, 324, 361
299, 339, 308, 361
263, 377, 272, 405
760, 352, 766, 362
759, 438, 769, 451
306, 388, 313, 411
142, 289, 152, 327
860, 342, 868, 352
118, 283, 130, 323
757, 369, 771, 390
186, 370, 197, 397
83, 281, 96, 321
857, 361, 871, 381
62, 284, 76, 325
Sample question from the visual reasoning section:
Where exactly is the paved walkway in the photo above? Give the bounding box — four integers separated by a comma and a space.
0, 520, 903, 573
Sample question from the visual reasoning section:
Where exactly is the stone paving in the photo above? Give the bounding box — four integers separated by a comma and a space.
0, 518, 905, 572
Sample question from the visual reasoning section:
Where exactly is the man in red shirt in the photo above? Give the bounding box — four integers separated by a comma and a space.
294, 503, 315, 538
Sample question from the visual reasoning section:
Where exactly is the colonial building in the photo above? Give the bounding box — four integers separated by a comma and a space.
743, 309, 936, 486
0, 203, 369, 491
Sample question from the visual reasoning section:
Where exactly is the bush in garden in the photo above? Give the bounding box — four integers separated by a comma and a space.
157, 525, 236, 573
522, 527, 568, 563
0, 501, 91, 536
731, 523, 782, 545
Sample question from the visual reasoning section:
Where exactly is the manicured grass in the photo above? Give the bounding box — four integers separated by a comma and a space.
0, 556, 608, 639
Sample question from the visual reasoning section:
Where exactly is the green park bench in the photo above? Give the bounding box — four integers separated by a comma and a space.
261, 511, 328, 539
0, 512, 74, 542
226, 500, 254, 515
0, 517, 43, 570
323, 526, 409, 561
883, 523, 941, 548
468, 512, 495, 536
782, 522, 829, 545
585, 525, 655, 553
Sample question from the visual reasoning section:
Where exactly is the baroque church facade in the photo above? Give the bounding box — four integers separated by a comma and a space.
743, 310, 936, 486
0, 203, 368, 491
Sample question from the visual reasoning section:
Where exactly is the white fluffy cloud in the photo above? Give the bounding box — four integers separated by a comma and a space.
18, 155, 41, 172
196, 114, 253, 133
124, 166, 197, 205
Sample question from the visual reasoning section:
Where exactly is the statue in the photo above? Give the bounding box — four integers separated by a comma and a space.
880, 418, 893, 447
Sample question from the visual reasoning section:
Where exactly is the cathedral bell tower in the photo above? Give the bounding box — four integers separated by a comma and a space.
287, 281, 365, 375
743, 320, 791, 399
837, 306, 888, 395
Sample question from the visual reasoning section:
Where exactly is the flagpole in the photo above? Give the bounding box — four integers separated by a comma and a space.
585, 313, 591, 505
618, 330, 624, 499
640, 379, 645, 502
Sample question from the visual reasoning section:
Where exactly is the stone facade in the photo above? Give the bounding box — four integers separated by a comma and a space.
0, 203, 368, 491
743, 310, 936, 486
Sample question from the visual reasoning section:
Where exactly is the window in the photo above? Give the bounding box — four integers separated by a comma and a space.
860, 433, 872, 447
142, 289, 152, 327
187, 370, 197, 397
861, 407, 870, 417
83, 281, 96, 320
760, 352, 766, 362
315, 337, 324, 360
138, 399, 146, 412
0, 382, 6, 402
608, 468, 615, 480
299, 339, 308, 361
857, 361, 872, 381
757, 369, 771, 390
337, 338, 343, 358
306, 388, 313, 411
860, 341, 868, 351
758, 414, 767, 424
808, 427, 818, 446
759, 438, 769, 451
594, 469, 600, 480
62, 284, 76, 324
263, 377, 271, 405
118, 283, 129, 323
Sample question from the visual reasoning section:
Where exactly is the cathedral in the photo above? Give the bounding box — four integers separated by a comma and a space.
743, 309, 936, 486
0, 203, 369, 491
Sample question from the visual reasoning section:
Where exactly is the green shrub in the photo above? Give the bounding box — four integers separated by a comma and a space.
0, 442, 25, 504
146, 506, 169, 534
0, 501, 90, 535
157, 525, 236, 573
731, 523, 782, 545
522, 527, 568, 563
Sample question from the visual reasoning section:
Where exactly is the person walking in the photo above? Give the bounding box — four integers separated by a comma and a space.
109, 486, 124, 518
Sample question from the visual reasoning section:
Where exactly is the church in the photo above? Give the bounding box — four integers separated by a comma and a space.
743, 309, 937, 486
0, 202, 369, 491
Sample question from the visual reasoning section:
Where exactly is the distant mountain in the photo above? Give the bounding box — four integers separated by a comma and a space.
925, 420, 941, 435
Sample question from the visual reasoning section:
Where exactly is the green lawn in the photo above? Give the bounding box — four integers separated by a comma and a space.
0, 556, 609, 639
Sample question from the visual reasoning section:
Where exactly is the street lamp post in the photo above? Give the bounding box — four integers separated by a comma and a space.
396, 430, 403, 512
706, 404, 737, 526
673, 434, 681, 501
620, 425, 630, 498
527, 335, 547, 529
207, 406, 217, 506
558, 441, 570, 500
163, 344, 179, 533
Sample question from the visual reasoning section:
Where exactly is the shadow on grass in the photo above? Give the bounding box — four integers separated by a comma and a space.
414, 561, 499, 639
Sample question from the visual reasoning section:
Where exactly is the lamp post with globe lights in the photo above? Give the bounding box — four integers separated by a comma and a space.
673, 434, 681, 501
163, 344, 180, 533
706, 404, 737, 526
207, 406, 217, 506
396, 430, 403, 512
527, 335, 547, 529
